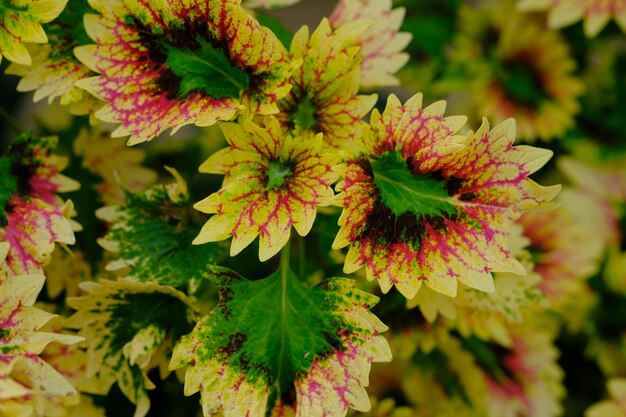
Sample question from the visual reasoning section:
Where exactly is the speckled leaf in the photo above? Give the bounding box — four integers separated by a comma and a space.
66, 279, 199, 417
5, 0, 97, 108
0, 0, 68, 65
333, 93, 560, 299
171, 266, 391, 417
0, 132, 79, 275
98, 168, 220, 294
0, 244, 83, 404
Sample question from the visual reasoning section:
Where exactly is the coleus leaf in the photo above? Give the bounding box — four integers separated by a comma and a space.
0, 242, 82, 403
328, 0, 413, 90
275, 18, 377, 150
74, 0, 292, 144
98, 168, 221, 294
0, 0, 67, 65
66, 279, 199, 417
407, 223, 546, 346
333, 94, 559, 299
4, 0, 97, 107
0, 132, 79, 275
170, 265, 391, 417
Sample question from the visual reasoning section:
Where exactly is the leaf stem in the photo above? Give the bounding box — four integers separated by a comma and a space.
274, 242, 290, 397
0, 105, 22, 136
280, 240, 290, 277
297, 234, 305, 281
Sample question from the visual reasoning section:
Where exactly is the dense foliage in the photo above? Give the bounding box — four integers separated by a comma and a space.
0, 1, 625, 417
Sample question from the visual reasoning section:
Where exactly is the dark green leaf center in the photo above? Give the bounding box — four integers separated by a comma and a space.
164, 37, 251, 99
108, 292, 194, 354
267, 160, 293, 189
196, 268, 355, 411
291, 96, 317, 131
528, 245, 543, 266
370, 151, 459, 219
0, 328, 10, 340
497, 59, 548, 107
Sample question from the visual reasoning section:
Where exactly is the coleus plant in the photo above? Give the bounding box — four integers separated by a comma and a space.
0, 0, 625, 417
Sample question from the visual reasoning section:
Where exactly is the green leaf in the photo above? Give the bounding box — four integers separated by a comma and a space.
171, 266, 391, 416
100, 170, 222, 294
0, 157, 17, 224
165, 37, 251, 99
371, 151, 459, 218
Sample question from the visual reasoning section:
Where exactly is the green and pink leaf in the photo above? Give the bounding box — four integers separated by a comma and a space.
333, 94, 559, 298
1, 133, 78, 274
75, 0, 292, 144
170, 266, 391, 417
